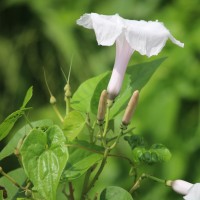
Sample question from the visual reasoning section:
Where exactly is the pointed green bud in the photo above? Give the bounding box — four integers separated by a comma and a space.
50, 95, 57, 104
122, 90, 139, 126
97, 90, 108, 125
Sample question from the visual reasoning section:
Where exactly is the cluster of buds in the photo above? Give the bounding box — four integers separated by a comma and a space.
64, 82, 72, 100
97, 89, 139, 128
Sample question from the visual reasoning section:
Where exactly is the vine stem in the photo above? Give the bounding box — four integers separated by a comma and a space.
68, 181, 75, 200
0, 166, 25, 190
129, 173, 166, 193
81, 164, 97, 200
52, 105, 64, 122
102, 105, 110, 138
66, 143, 135, 166
83, 148, 110, 197
23, 114, 33, 129
66, 97, 71, 116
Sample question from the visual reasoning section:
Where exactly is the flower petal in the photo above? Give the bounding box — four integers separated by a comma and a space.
124, 20, 184, 57
184, 183, 200, 200
77, 13, 123, 46
171, 180, 193, 195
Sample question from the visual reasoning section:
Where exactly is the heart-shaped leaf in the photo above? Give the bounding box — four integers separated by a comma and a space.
0, 119, 53, 160
20, 125, 68, 200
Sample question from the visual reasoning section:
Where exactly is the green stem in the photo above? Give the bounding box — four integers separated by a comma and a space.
62, 182, 69, 199
66, 143, 134, 166
144, 174, 165, 184
86, 114, 96, 143
66, 97, 71, 116
109, 129, 123, 149
85, 148, 110, 195
0, 166, 25, 190
102, 106, 110, 138
129, 173, 166, 193
52, 105, 64, 122
68, 182, 75, 200
81, 164, 97, 200
23, 114, 33, 129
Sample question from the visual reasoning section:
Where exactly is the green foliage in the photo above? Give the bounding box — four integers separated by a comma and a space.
0, 168, 26, 199
0, 191, 2, 200
20, 125, 68, 200
0, 86, 32, 141
21, 86, 33, 109
132, 144, 171, 165
0, 57, 169, 199
63, 110, 86, 141
63, 140, 103, 181
0, 108, 29, 141
124, 134, 146, 149
0, 119, 53, 160
1, 1, 199, 199
110, 58, 166, 118
71, 72, 109, 113
100, 186, 133, 200
125, 134, 171, 164
72, 58, 165, 118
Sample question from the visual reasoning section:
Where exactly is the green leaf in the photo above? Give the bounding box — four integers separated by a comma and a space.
0, 168, 26, 200
63, 140, 103, 180
90, 73, 111, 114
71, 72, 109, 112
150, 144, 172, 162
0, 108, 29, 141
110, 57, 166, 118
72, 58, 165, 118
20, 125, 69, 200
100, 186, 133, 200
0, 119, 53, 160
132, 147, 146, 163
0, 191, 3, 200
132, 144, 171, 165
124, 134, 146, 149
21, 86, 33, 108
63, 111, 86, 141
0, 86, 33, 142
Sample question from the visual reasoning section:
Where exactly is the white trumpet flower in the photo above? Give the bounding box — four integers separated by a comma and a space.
77, 13, 184, 99
167, 180, 200, 200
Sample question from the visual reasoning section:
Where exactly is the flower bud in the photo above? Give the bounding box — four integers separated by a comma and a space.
64, 83, 72, 98
97, 90, 108, 125
122, 90, 139, 126
50, 96, 57, 104
167, 180, 193, 195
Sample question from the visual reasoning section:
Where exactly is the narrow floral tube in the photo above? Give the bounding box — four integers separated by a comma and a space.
77, 13, 184, 99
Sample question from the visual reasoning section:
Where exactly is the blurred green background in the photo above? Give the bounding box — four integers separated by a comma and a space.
0, 0, 199, 199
